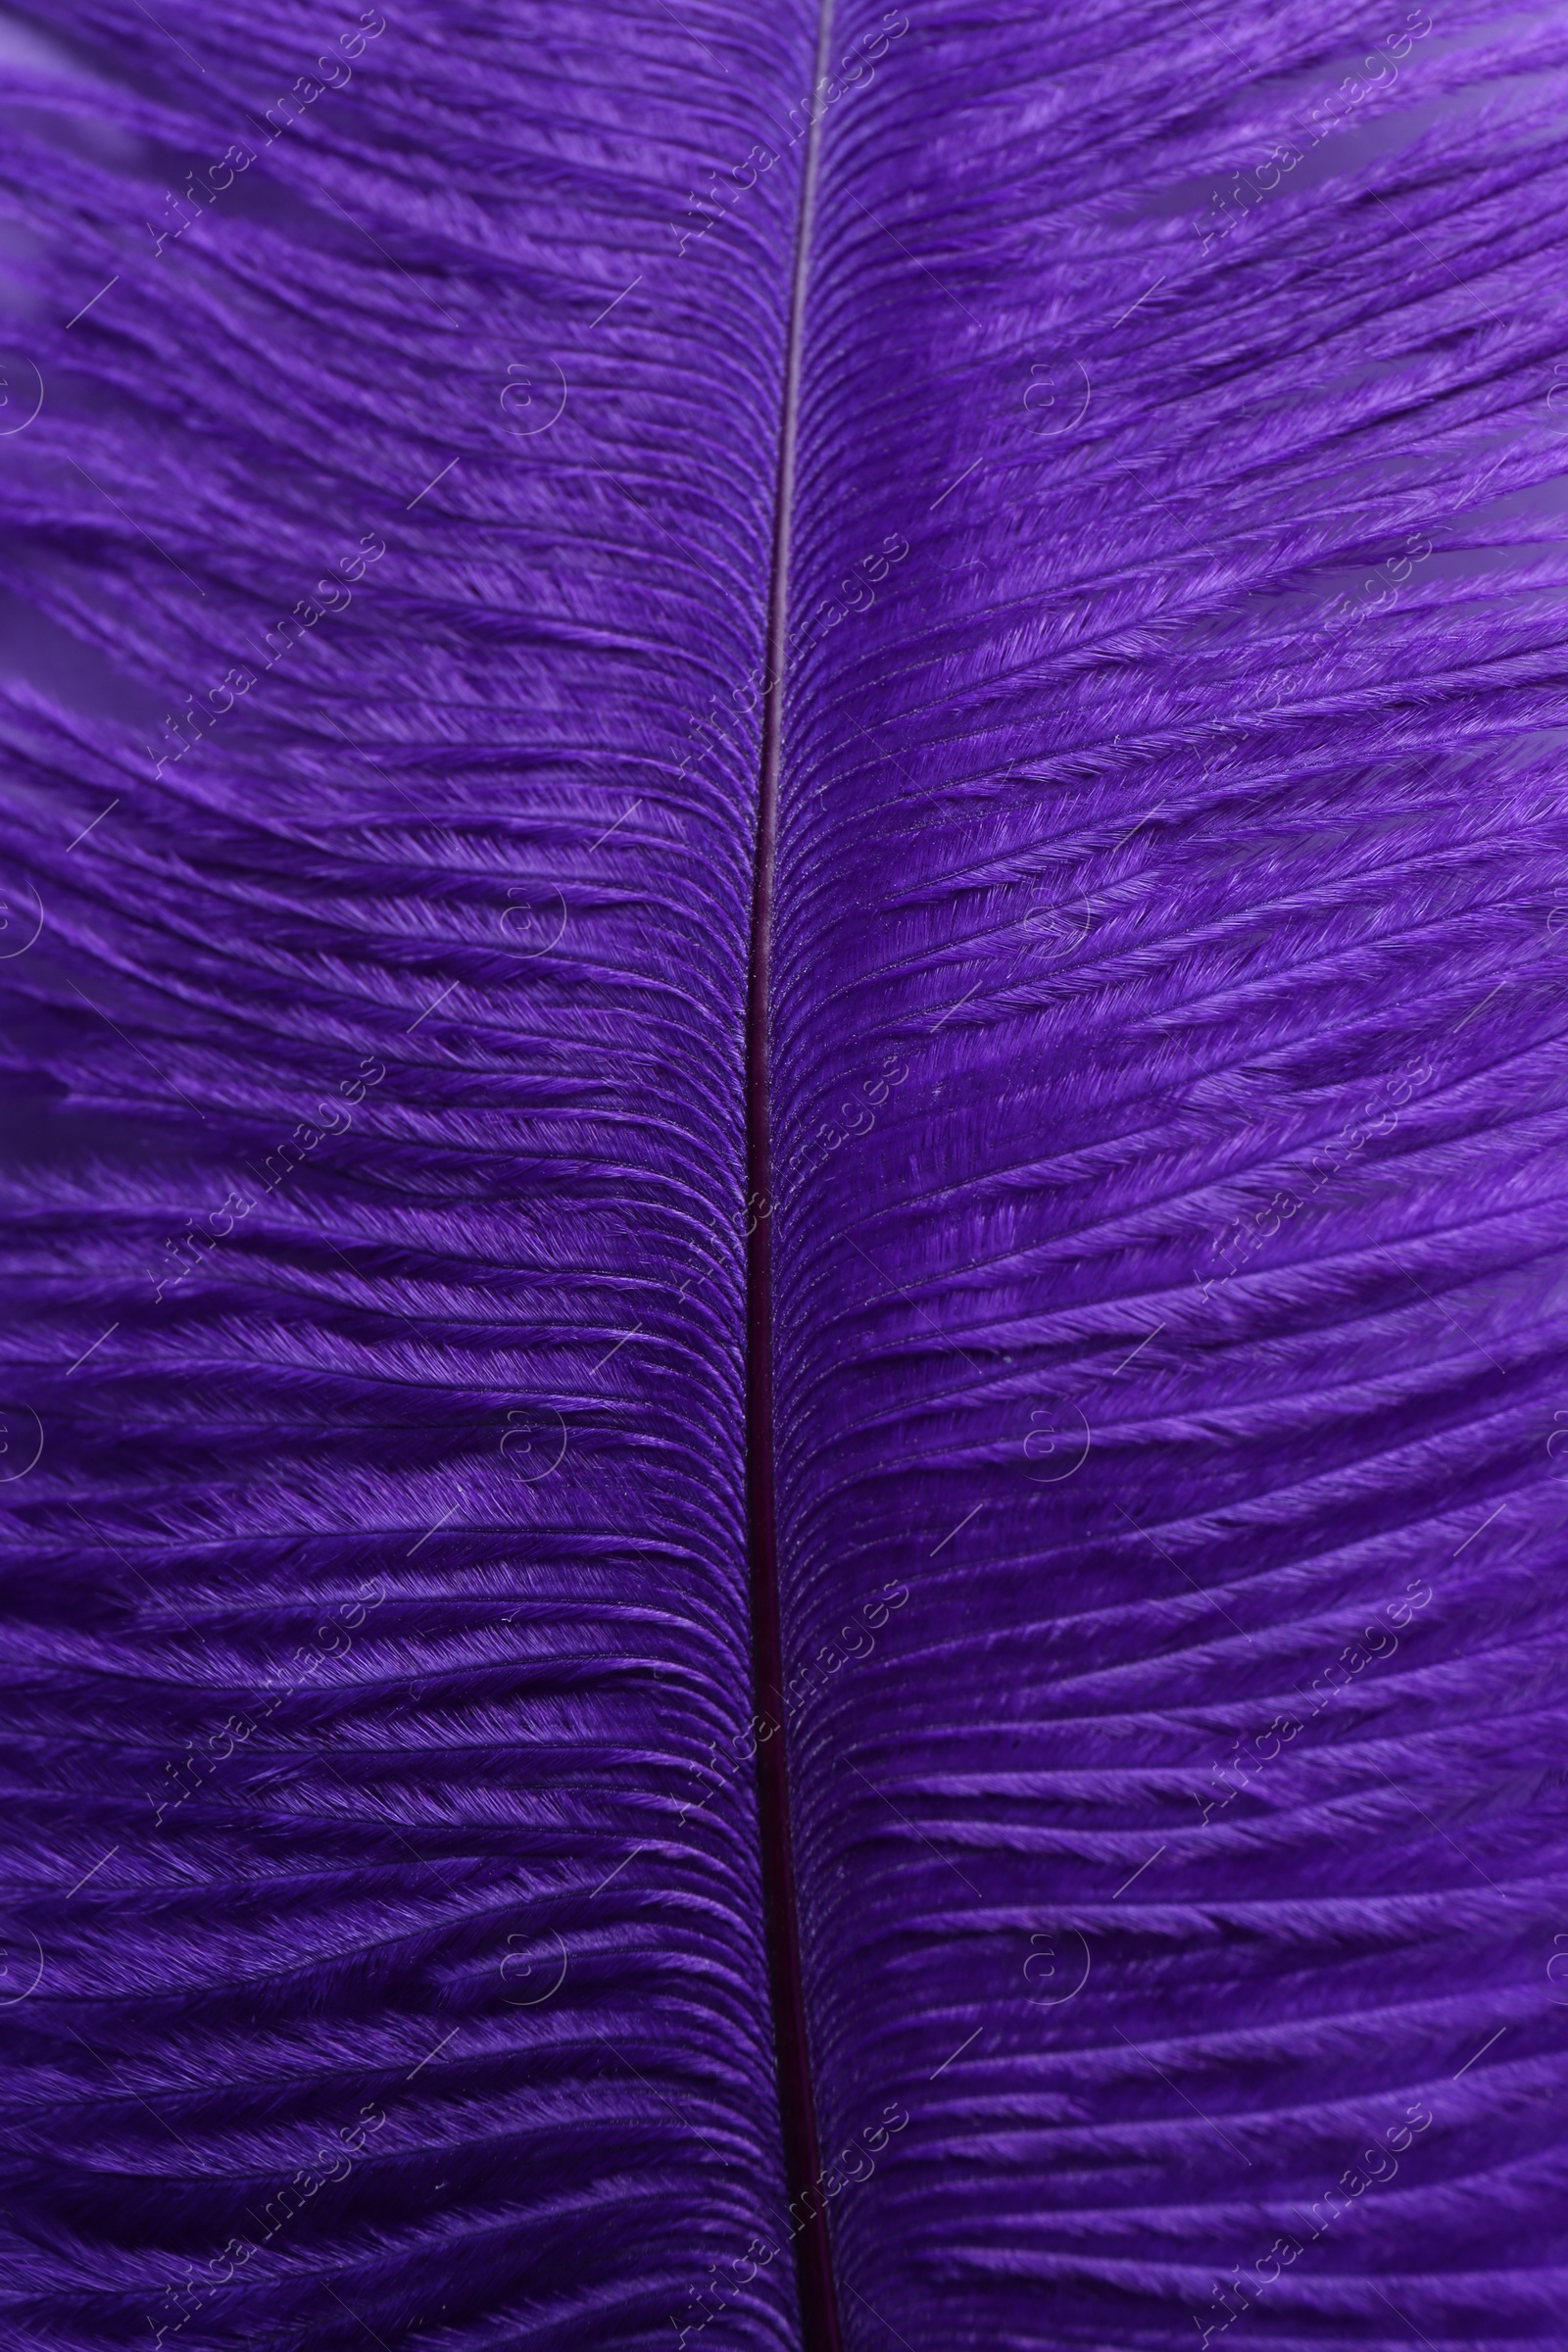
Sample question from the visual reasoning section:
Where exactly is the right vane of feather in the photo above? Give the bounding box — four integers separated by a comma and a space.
770, 1, 1568, 2344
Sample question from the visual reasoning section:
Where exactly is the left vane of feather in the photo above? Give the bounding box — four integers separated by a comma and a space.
0, 4, 814, 2346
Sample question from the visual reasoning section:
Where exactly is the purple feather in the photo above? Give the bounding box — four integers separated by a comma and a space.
772, 3, 1568, 2344
0, 1, 816, 2343
1, 0, 1566, 2347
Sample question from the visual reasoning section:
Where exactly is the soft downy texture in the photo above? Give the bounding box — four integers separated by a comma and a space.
0, 3, 816, 2345
770, 1, 1568, 2345
2, 3, 1568, 2352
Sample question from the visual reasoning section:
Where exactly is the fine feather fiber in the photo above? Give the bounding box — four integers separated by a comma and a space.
769, 0, 1568, 2346
0, 2, 1567, 2352
0, 1, 820, 2345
